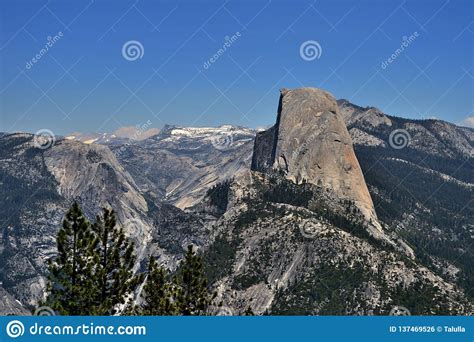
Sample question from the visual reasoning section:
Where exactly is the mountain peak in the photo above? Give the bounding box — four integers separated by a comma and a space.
252, 87, 381, 231
156, 124, 255, 140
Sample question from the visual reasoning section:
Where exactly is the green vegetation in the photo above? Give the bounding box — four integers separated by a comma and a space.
173, 245, 215, 315
141, 257, 175, 315
204, 234, 240, 284
90, 208, 143, 314
262, 175, 314, 207
271, 262, 368, 315
43, 203, 142, 315
207, 180, 231, 213
43, 202, 97, 315
271, 261, 457, 315
260, 175, 393, 251
355, 144, 474, 298
141, 246, 214, 315
42, 203, 214, 315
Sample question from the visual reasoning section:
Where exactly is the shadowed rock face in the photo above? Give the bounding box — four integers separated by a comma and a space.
0, 287, 29, 315
0, 134, 206, 309
252, 88, 380, 230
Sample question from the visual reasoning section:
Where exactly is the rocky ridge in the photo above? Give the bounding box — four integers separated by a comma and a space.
252, 88, 382, 234
0, 88, 472, 315
200, 88, 472, 314
110, 125, 255, 209
0, 134, 205, 308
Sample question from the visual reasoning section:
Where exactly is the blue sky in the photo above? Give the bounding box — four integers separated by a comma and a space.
0, 0, 472, 135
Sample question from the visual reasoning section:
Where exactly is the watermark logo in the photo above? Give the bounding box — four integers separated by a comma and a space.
290, 129, 320, 166
122, 40, 144, 61
123, 218, 145, 234
33, 129, 56, 150
388, 129, 411, 149
25, 31, 64, 70
299, 40, 322, 61
381, 32, 419, 69
113, 120, 154, 158
203, 32, 241, 70
299, 220, 325, 239
210, 133, 233, 151
389, 305, 411, 316
34, 306, 56, 316
216, 306, 234, 316
314, 297, 330, 313
6, 320, 25, 338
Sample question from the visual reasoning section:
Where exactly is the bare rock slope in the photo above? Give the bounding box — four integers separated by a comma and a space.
0, 134, 205, 311
252, 88, 380, 230
201, 89, 473, 315
111, 125, 255, 209
337, 99, 474, 300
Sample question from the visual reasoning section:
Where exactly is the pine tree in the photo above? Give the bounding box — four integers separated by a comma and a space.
44, 202, 96, 315
90, 208, 143, 315
173, 245, 214, 315
141, 257, 175, 315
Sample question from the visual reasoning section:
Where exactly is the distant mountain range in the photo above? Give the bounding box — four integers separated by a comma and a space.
110, 125, 255, 209
0, 88, 472, 315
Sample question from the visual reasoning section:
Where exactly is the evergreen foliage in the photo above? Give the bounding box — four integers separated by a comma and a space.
44, 203, 142, 315
141, 257, 175, 315
44, 202, 96, 315
173, 245, 215, 315
90, 208, 143, 315
44, 204, 217, 316
206, 180, 231, 213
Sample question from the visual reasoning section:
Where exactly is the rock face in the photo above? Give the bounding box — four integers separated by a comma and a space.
1, 92, 472, 316
338, 99, 474, 298
0, 287, 29, 315
337, 99, 392, 128
0, 133, 206, 308
338, 99, 473, 158
202, 167, 472, 315
252, 88, 380, 229
42, 140, 156, 269
111, 125, 255, 209
199, 91, 472, 315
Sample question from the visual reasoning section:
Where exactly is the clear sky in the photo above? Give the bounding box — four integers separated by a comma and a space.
0, 0, 473, 135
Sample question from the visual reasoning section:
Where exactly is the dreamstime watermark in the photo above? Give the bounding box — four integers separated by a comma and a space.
6, 320, 24, 338
122, 218, 146, 239
388, 129, 411, 149
314, 298, 330, 313
389, 305, 411, 316
122, 40, 144, 61
299, 219, 326, 239
299, 40, 322, 61
114, 120, 153, 158
33, 129, 56, 150
381, 32, 419, 70
34, 306, 57, 316
210, 133, 233, 150
290, 130, 320, 165
216, 306, 234, 316
25, 31, 64, 70
203, 32, 241, 70
5, 320, 146, 338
